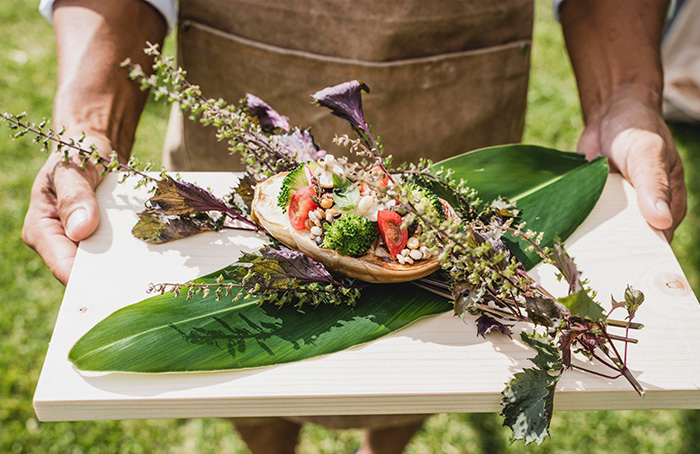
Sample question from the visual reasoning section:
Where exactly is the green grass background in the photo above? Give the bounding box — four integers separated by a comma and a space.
2, 0, 700, 452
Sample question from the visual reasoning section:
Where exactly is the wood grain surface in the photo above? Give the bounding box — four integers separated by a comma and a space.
33, 172, 700, 421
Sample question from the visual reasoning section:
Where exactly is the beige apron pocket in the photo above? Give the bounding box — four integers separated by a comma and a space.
169, 20, 530, 171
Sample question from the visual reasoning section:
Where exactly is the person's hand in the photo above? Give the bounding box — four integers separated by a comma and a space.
577, 87, 686, 241
23, 0, 166, 285
22, 137, 109, 285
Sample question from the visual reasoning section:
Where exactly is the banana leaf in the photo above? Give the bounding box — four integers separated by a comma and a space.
437, 144, 608, 269
69, 272, 452, 372
69, 145, 608, 372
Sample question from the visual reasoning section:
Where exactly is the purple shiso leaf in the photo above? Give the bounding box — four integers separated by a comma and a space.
232, 173, 256, 208
149, 176, 229, 215
552, 241, 582, 294
244, 94, 290, 132
260, 246, 333, 283
558, 331, 574, 369
476, 314, 513, 338
312, 80, 370, 128
273, 128, 326, 163
132, 210, 215, 244
525, 296, 563, 328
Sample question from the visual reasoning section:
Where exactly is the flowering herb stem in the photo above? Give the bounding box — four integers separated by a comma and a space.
138, 43, 295, 175
569, 364, 622, 380
219, 225, 259, 232
604, 319, 643, 329
590, 350, 623, 372
151, 281, 354, 295
399, 169, 479, 218
0, 112, 153, 181
597, 321, 644, 395
219, 208, 258, 228
606, 333, 638, 344
473, 303, 527, 322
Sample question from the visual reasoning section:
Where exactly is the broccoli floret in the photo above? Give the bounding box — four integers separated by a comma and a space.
277, 161, 318, 210
406, 183, 445, 220
321, 214, 377, 257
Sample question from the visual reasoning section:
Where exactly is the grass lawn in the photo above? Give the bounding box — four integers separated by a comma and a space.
2, 0, 700, 453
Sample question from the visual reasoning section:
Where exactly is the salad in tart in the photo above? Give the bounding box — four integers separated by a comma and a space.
251, 154, 457, 283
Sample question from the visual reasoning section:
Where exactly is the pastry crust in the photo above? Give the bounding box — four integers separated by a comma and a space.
251, 173, 440, 283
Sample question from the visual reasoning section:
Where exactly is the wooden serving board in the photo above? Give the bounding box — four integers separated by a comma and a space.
33, 172, 700, 421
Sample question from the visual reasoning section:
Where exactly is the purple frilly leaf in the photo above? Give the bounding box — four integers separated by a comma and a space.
232, 246, 335, 291
312, 80, 370, 128
272, 128, 326, 163
451, 280, 485, 317
524, 296, 563, 328
259, 246, 333, 283
558, 331, 574, 369
244, 94, 290, 132
132, 210, 215, 244
552, 241, 582, 294
231, 173, 256, 209
149, 176, 229, 215
476, 314, 512, 338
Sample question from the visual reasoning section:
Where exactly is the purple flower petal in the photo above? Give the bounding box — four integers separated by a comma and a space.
273, 128, 326, 163
312, 80, 370, 128
245, 94, 290, 132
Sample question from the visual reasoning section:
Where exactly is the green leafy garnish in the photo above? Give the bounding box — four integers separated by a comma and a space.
558, 290, 606, 322
277, 162, 317, 210
500, 332, 562, 445
406, 182, 445, 220
501, 367, 560, 445
332, 183, 361, 212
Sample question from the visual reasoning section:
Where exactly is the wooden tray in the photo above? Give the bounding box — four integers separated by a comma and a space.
33, 172, 700, 421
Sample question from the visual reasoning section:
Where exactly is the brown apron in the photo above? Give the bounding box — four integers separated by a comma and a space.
167, 0, 533, 429
164, 0, 534, 171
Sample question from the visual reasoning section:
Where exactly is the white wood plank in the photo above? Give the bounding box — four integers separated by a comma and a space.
33, 172, 700, 421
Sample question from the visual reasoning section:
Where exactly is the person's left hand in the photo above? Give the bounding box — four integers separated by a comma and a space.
576, 87, 686, 241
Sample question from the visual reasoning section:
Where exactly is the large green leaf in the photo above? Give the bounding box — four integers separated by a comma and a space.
437, 144, 608, 269
69, 145, 608, 372
69, 271, 452, 372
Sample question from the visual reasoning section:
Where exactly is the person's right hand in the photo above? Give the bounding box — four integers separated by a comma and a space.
22, 137, 108, 285
25, 0, 167, 285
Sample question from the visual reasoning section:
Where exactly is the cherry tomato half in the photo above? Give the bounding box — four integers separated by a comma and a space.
289, 186, 318, 230
360, 165, 392, 195
371, 165, 392, 188
377, 210, 408, 258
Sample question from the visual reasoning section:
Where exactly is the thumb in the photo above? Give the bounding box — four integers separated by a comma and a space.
576, 122, 602, 162
626, 153, 673, 233
53, 164, 101, 242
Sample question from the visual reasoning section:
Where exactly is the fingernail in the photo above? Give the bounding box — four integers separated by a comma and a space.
655, 200, 672, 219
66, 208, 88, 237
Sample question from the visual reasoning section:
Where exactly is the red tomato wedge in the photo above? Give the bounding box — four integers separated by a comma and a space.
289, 186, 318, 230
377, 210, 408, 258
360, 166, 392, 195
371, 165, 392, 188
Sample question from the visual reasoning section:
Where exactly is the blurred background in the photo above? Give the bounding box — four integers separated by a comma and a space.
2, 0, 700, 452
